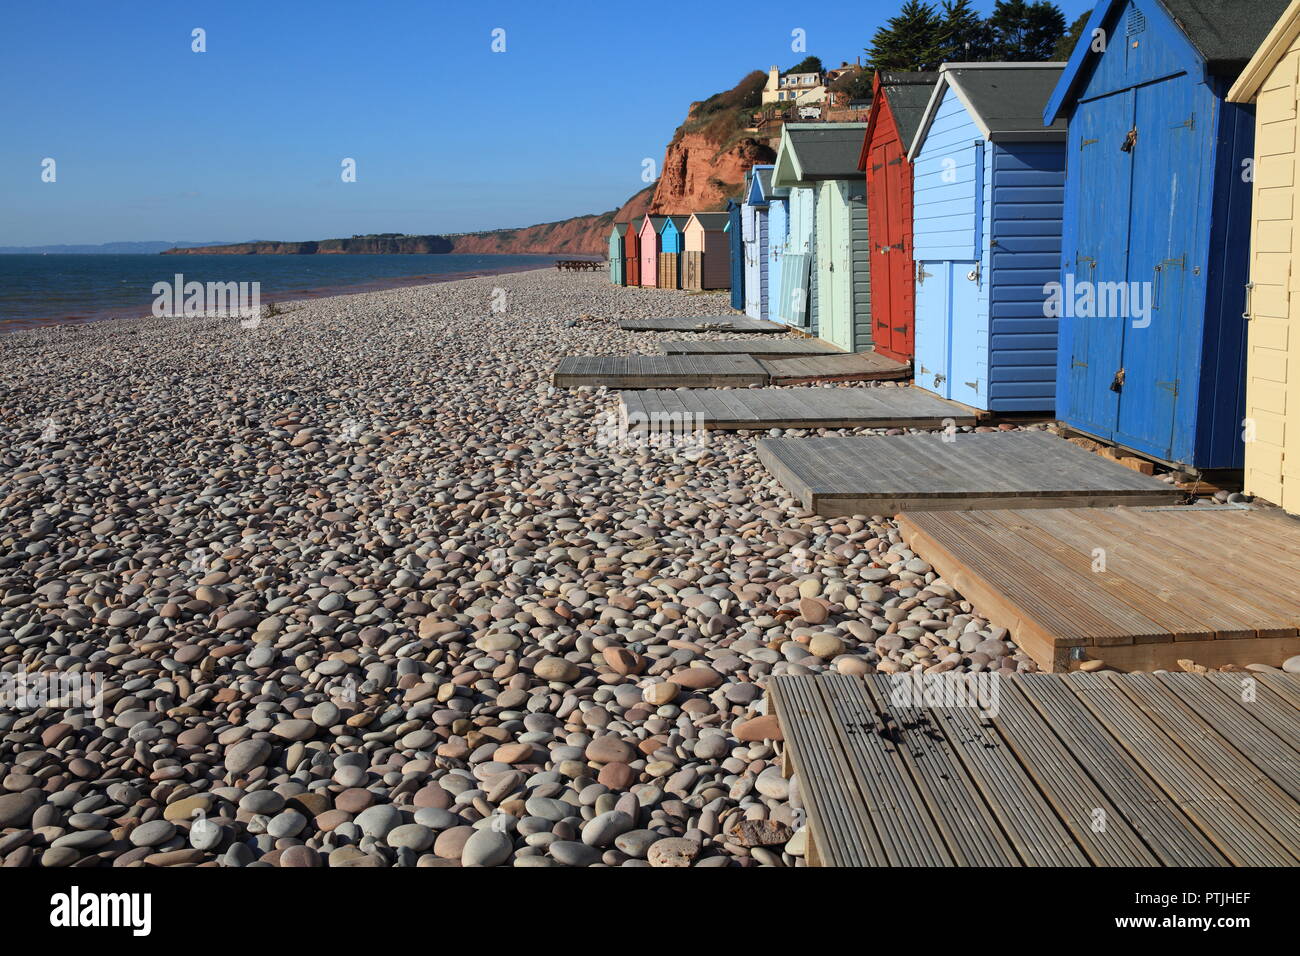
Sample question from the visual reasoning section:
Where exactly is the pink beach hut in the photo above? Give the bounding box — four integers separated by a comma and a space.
638, 214, 666, 287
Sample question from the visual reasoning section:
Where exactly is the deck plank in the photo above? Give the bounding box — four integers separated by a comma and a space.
620, 386, 975, 431
553, 354, 768, 388
898, 507, 1300, 672
659, 338, 839, 358
759, 432, 1180, 515
619, 315, 786, 333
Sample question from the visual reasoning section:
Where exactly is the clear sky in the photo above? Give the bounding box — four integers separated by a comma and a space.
0, 0, 1095, 246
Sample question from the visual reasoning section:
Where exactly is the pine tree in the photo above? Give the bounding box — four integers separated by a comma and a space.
938, 0, 991, 62
1052, 11, 1091, 60
986, 0, 1068, 61
866, 1, 946, 71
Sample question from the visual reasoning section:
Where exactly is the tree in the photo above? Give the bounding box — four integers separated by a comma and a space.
986, 0, 1067, 61
866, 1, 946, 72
1052, 11, 1091, 60
829, 66, 875, 103
938, 0, 991, 62
784, 56, 824, 75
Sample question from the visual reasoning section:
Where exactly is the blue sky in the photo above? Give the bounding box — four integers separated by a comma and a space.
0, 0, 1094, 245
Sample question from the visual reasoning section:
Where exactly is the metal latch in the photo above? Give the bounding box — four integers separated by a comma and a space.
1110, 368, 1126, 392
916, 263, 932, 285
967, 262, 981, 283
934, 373, 946, 386
1121, 127, 1138, 152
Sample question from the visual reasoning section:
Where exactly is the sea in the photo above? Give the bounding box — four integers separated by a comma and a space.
0, 253, 571, 330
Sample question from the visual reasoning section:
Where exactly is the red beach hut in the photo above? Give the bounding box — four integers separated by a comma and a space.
858, 71, 938, 364
623, 219, 640, 287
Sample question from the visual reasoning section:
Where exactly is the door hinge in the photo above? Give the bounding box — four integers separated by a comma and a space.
964, 380, 980, 391
1110, 367, 1126, 392
1156, 379, 1180, 396
888, 157, 904, 166
1080, 137, 1100, 149
919, 364, 930, 375
1072, 358, 1088, 369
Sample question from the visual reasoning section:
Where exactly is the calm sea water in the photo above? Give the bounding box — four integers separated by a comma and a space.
0, 253, 571, 329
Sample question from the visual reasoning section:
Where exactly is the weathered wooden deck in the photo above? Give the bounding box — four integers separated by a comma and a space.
552, 354, 768, 388
620, 386, 974, 430
658, 339, 840, 358
763, 352, 910, 384
619, 315, 787, 333
758, 432, 1180, 515
898, 507, 1300, 672
770, 672, 1300, 867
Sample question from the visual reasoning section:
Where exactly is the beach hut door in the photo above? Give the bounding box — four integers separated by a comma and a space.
1065, 90, 1133, 440
1113, 78, 1200, 458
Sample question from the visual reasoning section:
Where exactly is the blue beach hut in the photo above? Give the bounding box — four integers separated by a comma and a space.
755, 167, 790, 333
909, 62, 1067, 413
658, 215, 689, 290
727, 199, 744, 311
742, 165, 773, 319
1044, 0, 1286, 467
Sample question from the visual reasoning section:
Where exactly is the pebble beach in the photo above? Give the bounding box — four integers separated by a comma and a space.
0, 267, 1045, 868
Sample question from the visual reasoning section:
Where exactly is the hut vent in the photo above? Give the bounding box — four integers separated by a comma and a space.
1126, 8, 1147, 36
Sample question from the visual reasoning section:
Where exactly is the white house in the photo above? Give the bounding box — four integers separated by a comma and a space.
761, 65, 827, 105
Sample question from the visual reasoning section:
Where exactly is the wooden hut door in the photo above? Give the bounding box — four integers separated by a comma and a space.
1065, 90, 1133, 441
1114, 76, 1201, 460
869, 137, 910, 362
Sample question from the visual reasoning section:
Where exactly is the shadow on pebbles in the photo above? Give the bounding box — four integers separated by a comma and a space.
0, 269, 1036, 868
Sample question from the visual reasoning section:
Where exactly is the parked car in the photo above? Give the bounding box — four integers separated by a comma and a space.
797, 105, 821, 119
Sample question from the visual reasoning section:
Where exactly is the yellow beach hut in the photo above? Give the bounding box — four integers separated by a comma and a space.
1228, 0, 1300, 514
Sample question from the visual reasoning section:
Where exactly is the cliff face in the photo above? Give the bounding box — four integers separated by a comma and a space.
649, 132, 774, 215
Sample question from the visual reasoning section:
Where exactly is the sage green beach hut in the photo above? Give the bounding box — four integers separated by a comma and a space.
609, 222, 627, 286
772, 123, 871, 353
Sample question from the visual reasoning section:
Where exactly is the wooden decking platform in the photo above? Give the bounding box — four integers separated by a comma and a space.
619, 315, 787, 333
552, 354, 768, 388
763, 351, 910, 384
758, 432, 1180, 515
620, 386, 974, 430
770, 671, 1300, 867
898, 507, 1300, 672
659, 339, 840, 358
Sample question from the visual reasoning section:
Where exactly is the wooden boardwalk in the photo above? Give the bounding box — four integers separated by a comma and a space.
552, 354, 768, 388
898, 507, 1300, 672
763, 352, 910, 384
619, 315, 787, 333
620, 387, 974, 430
758, 432, 1180, 515
659, 339, 839, 358
770, 672, 1300, 867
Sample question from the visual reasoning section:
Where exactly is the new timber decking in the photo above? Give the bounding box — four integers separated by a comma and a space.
758, 432, 1180, 515
659, 339, 840, 358
559, 353, 911, 388
898, 507, 1300, 672
769, 672, 1300, 867
619, 315, 786, 333
620, 386, 974, 430
763, 352, 910, 384
552, 354, 768, 388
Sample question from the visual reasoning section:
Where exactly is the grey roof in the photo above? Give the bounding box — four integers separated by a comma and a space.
947, 64, 1067, 137
784, 124, 869, 179
690, 212, 729, 230
1157, 0, 1291, 72
755, 167, 773, 196
665, 215, 690, 231
880, 72, 939, 147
